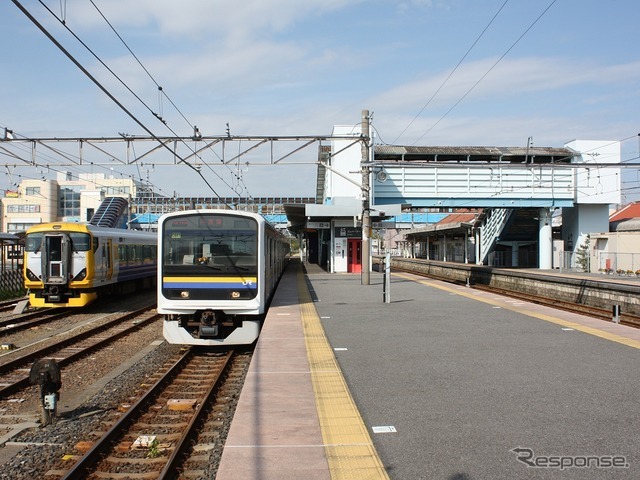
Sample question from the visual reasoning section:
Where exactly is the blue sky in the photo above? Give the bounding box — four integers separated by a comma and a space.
1, 0, 639, 201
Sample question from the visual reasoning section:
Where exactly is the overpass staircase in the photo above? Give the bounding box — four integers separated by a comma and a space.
477, 208, 540, 265
478, 208, 510, 265
89, 197, 129, 229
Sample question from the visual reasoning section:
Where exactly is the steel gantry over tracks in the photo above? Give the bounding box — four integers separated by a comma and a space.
0, 134, 362, 169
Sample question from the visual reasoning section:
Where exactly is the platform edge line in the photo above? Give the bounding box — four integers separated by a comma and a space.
297, 265, 390, 480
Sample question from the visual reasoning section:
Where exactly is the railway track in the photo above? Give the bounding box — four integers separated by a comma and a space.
0, 306, 159, 399
392, 266, 640, 328
54, 348, 249, 479
0, 309, 72, 338
0, 298, 29, 313
472, 283, 640, 328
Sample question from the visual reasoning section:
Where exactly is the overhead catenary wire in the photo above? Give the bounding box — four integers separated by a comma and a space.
3, 2, 636, 207
411, 0, 558, 145
63, 0, 254, 201
392, 0, 511, 145
87, 0, 194, 131
38, 0, 253, 203
14, 0, 231, 207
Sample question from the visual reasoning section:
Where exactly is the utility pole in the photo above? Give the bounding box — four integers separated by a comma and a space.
361, 109, 371, 285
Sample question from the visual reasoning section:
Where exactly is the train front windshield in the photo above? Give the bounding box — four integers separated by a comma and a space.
162, 213, 258, 277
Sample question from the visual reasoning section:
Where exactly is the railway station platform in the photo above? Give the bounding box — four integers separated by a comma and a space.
216, 259, 640, 480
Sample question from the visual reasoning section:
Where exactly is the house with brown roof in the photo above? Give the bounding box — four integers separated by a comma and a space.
588, 202, 640, 273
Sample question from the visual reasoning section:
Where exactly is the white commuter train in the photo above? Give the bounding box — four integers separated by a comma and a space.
158, 209, 290, 346
24, 222, 157, 307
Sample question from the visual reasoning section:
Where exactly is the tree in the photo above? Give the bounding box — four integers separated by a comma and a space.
575, 235, 590, 272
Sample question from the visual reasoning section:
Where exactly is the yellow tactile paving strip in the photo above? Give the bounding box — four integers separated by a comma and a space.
297, 267, 390, 480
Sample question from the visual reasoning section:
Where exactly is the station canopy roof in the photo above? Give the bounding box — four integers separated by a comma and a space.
404, 212, 479, 240
283, 203, 308, 235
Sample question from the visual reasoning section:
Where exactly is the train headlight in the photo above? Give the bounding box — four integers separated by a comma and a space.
230, 291, 241, 299
180, 291, 190, 299
72, 269, 87, 281
26, 269, 39, 282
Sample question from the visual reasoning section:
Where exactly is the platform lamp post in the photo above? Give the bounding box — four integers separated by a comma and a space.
361, 109, 371, 285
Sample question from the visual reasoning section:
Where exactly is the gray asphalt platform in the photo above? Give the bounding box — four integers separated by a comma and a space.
304, 265, 639, 480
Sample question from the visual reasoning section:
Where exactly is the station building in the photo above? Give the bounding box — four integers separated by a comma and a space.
290, 123, 624, 274
1, 171, 138, 234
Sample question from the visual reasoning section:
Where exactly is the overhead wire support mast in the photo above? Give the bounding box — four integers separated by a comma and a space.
361, 109, 371, 286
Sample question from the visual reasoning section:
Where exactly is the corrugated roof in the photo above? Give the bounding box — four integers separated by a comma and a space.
374, 145, 575, 162
438, 212, 478, 225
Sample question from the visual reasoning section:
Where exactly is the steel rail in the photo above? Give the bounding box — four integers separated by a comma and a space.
158, 350, 234, 479
0, 309, 71, 335
61, 349, 234, 480
391, 265, 640, 328
60, 348, 195, 480
0, 305, 158, 398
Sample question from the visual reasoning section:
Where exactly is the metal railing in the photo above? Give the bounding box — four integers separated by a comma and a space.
479, 208, 511, 264
597, 252, 640, 274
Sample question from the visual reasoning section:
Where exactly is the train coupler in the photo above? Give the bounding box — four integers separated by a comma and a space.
198, 310, 221, 338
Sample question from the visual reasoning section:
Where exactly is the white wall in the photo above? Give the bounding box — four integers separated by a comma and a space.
328, 125, 364, 201
562, 203, 610, 255
565, 140, 621, 205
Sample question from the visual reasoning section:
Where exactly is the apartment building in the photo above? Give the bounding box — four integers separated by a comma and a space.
2, 172, 138, 233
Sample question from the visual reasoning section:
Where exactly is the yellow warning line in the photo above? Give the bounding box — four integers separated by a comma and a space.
394, 271, 640, 350
297, 266, 390, 480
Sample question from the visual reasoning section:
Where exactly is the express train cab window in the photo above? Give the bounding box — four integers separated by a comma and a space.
25, 233, 43, 252
69, 233, 91, 252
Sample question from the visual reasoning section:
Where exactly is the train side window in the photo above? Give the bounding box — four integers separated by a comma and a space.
93, 238, 99, 252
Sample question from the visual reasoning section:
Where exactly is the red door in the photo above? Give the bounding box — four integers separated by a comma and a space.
347, 239, 362, 273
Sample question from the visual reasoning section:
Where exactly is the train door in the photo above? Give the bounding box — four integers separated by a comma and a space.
106, 239, 113, 280
42, 234, 70, 285
347, 238, 362, 273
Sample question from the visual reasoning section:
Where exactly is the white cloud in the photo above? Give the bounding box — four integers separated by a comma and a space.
369, 56, 640, 113
60, 0, 362, 44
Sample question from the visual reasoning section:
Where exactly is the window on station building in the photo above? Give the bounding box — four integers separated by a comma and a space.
25, 187, 41, 196
58, 186, 83, 217
8, 222, 37, 233
7, 204, 40, 213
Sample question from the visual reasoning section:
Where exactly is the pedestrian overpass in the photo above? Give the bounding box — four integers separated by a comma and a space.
309, 134, 621, 271
369, 141, 620, 269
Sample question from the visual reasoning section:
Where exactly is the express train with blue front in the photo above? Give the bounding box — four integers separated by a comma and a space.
24, 222, 157, 307
158, 209, 289, 346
